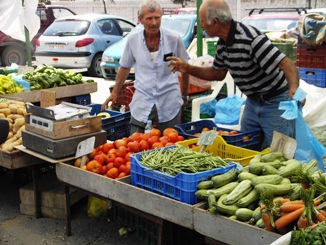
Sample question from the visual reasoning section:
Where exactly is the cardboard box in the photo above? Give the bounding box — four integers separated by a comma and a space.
19, 175, 87, 220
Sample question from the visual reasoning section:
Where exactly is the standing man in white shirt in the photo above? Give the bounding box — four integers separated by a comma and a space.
102, 0, 190, 134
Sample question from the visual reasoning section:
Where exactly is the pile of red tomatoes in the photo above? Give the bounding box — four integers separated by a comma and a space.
74, 127, 185, 179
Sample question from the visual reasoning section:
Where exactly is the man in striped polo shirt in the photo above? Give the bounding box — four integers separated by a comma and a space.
168, 0, 300, 149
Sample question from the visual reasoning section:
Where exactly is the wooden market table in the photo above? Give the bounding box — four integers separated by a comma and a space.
0, 149, 48, 219
16, 146, 282, 244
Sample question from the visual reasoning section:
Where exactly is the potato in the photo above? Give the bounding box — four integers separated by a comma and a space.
17, 107, 27, 115
0, 113, 5, 118
7, 114, 24, 120
13, 117, 25, 134
8, 104, 18, 114
0, 102, 8, 109
0, 108, 11, 116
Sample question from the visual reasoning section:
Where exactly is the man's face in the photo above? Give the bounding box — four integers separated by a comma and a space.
199, 6, 216, 37
140, 7, 162, 35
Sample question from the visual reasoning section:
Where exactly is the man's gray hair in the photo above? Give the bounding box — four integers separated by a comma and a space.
206, 1, 233, 25
138, 0, 162, 17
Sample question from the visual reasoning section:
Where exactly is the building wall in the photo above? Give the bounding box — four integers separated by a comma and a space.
52, 0, 326, 23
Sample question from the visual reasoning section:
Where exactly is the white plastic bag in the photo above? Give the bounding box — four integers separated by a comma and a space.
187, 55, 215, 88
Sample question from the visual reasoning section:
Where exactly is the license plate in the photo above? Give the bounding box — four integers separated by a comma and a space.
48, 43, 65, 50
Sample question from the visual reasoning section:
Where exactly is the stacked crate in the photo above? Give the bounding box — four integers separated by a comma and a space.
296, 40, 326, 88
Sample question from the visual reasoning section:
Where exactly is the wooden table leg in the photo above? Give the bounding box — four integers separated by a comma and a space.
31, 165, 41, 219
64, 184, 72, 236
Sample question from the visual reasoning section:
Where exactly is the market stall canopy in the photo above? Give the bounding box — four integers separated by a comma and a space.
0, 0, 40, 42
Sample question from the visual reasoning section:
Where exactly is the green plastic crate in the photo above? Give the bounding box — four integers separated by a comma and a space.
273, 42, 297, 64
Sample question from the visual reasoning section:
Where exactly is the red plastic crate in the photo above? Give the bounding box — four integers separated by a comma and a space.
109, 81, 134, 108
296, 44, 326, 69
298, 67, 326, 88
125, 85, 135, 111
178, 75, 211, 95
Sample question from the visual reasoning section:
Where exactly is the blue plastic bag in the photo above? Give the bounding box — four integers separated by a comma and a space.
279, 87, 326, 171
214, 95, 245, 125
200, 98, 217, 117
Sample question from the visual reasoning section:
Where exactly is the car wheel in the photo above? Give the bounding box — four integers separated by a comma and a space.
1, 44, 27, 66
88, 54, 103, 77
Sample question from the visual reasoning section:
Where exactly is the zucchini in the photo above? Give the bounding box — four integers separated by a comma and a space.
288, 183, 302, 201
254, 183, 295, 196
213, 194, 239, 216
249, 154, 262, 164
235, 208, 254, 222
195, 189, 209, 200
251, 175, 283, 186
252, 206, 262, 222
208, 194, 217, 214
279, 159, 302, 177
265, 160, 284, 169
255, 218, 265, 229
238, 172, 258, 182
206, 181, 239, 199
237, 189, 259, 208
279, 178, 291, 185
248, 162, 265, 175
260, 152, 284, 162
229, 215, 237, 220
223, 180, 253, 205
197, 180, 214, 190
261, 165, 279, 175
212, 168, 237, 188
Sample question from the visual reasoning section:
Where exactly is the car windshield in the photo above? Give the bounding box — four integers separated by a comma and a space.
43, 20, 90, 36
161, 18, 191, 38
242, 18, 298, 31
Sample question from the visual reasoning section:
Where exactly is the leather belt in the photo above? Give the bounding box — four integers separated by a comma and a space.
248, 86, 288, 103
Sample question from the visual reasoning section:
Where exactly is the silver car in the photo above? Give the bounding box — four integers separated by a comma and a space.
34, 13, 136, 77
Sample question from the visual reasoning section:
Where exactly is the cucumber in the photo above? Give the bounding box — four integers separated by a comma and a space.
212, 168, 237, 188
223, 180, 253, 205
235, 208, 254, 222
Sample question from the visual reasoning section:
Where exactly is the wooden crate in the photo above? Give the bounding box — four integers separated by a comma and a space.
25, 114, 102, 140
0, 150, 44, 169
1, 82, 97, 103
19, 175, 87, 220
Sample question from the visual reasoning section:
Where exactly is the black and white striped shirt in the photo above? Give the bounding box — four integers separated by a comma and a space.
213, 20, 288, 97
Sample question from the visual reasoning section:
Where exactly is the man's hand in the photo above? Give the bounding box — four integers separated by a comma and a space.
167, 56, 189, 73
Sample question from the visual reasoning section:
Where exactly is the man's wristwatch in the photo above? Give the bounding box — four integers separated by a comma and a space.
182, 95, 189, 101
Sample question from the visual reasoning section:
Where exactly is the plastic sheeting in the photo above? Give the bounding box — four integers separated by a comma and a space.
0, 0, 40, 42
300, 79, 326, 132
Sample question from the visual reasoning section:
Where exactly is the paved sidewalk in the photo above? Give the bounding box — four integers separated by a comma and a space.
0, 168, 143, 245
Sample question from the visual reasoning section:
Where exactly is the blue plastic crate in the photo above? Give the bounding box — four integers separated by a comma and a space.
298, 67, 326, 88
174, 120, 262, 150
130, 146, 236, 205
87, 104, 131, 141
72, 94, 91, 105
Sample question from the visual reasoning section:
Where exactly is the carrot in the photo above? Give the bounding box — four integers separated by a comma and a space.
282, 200, 304, 205
261, 212, 275, 232
297, 216, 308, 229
280, 203, 305, 213
319, 209, 326, 218
260, 203, 266, 212
314, 198, 321, 206
273, 197, 290, 204
274, 207, 305, 230
314, 208, 326, 222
